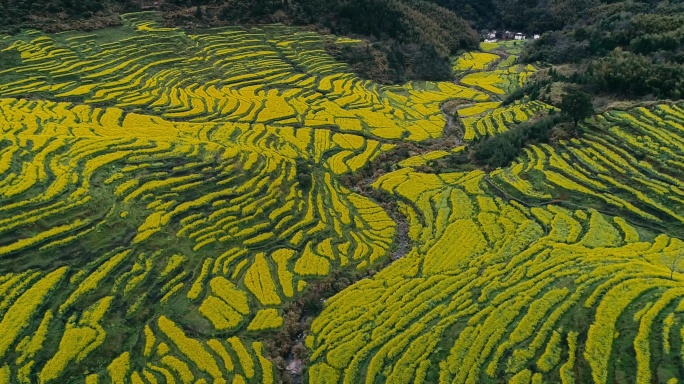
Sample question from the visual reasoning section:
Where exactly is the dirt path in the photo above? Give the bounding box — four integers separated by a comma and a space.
278, 95, 470, 382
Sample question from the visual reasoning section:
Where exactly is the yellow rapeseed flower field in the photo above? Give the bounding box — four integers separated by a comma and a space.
0, 11, 683, 384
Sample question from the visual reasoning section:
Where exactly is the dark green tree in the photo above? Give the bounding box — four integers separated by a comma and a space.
560, 90, 594, 127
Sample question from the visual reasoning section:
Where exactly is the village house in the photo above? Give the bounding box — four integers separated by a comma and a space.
482, 30, 533, 42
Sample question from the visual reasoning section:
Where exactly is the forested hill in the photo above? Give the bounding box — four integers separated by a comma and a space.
522, 1, 684, 100
210, 0, 480, 83
212, 0, 478, 55
433, 0, 598, 32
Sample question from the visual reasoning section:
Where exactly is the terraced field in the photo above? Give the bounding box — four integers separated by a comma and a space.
305, 92, 684, 382
494, 105, 684, 225
1, 10, 683, 384
459, 100, 553, 140
0, 13, 487, 142
309, 168, 684, 383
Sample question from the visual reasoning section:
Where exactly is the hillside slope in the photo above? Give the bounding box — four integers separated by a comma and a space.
0, 0, 478, 83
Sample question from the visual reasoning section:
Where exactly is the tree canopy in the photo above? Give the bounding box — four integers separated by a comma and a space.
560, 91, 593, 127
